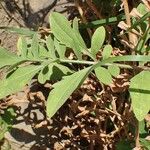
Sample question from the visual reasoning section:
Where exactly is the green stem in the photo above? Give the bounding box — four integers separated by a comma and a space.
25, 55, 150, 71
59, 59, 96, 65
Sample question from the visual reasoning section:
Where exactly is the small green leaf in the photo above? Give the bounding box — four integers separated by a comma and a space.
140, 138, 150, 150
46, 66, 92, 118
54, 64, 73, 74
50, 63, 73, 81
136, 28, 150, 53
31, 33, 39, 58
0, 65, 42, 99
17, 36, 27, 57
0, 108, 16, 140
38, 65, 50, 84
39, 44, 50, 58
46, 35, 56, 58
102, 44, 112, 59
137, 3, 148, 15
129, 71, 150, 121
108, 65, 120, 77
50, 12, 74, 48
50, 12, 86, 59
0, 26, 36, 36
96, 55, 150, 65
54, 38, 66, 58
139, 120, 148, 136
0, 47, 22, 69
95, 67, 112, 85
91, 26, 106, 56
73, 17, 79, 33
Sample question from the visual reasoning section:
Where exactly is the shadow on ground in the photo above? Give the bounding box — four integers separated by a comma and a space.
1, 0, 75, 29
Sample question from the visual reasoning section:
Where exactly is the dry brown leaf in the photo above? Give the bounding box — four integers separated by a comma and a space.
82, 94, 93, 102
34, 120, 48, 128
60, 126, 73, 137
54, 142, 64, 150
78, 105, 87, 111
110, 73, 130, 93
76, 110, 89, 118
81, 128, 89, 138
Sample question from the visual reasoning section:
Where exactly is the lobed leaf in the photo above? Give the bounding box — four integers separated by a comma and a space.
38, 65, 50, 84
31, 33, 39, 58
54, 38, 66, 59
95, 67, 112, 85
0, 65, 42, 99
91, 26, 106, 57
108, 65, 120, 77
0, 47, 23, 69
0, 26, 35, 36
17, 36, 28, 57
46, 66, 92, 118
129, 71, 150, 121
137, 3, 148, 16
50, 12, 86, 59
102, 44, 112, 59
73, 17, 79, 33
39, 44, 50, 58
46, 35, 56, 58
0, 108, 16, 140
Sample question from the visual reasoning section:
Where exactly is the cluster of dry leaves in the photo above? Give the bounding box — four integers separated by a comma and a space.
0, 66, 135, 149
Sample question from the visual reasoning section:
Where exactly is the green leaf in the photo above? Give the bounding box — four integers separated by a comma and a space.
129, 71, 150, 121
96, 55, 150, 66
140, 138, 150, 150
0, 47, 22, 69
38, 63, 73, 84
0, 65, 42, 99
136, 28, 150, 53
80, 14, 125, 29
127, 12, 150, 32
139, 120, 148, 136
102, 44, 112, 59
54, 63, 73, 74
38, 65, 50, 84
31, 33, 39, 58
0, 26, 36, 36
91, 26, 106, 56
73, 17, 79, 33
17, 36, 27, 57
46, 35, 56, 58
50, 12, 74, 48
137, 3, 148, 15
0, 108, 16, 140
54, 38, 66, 58
95, 67, 112, 85
39, 44, 50, 58
46, 66, 92, 118
50, 63, 73, 81
108, 65, 120, 77
50, 12, 86, 59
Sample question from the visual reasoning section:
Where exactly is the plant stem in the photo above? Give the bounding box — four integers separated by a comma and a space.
59, 58, 150, 70
60, 59, 96, 65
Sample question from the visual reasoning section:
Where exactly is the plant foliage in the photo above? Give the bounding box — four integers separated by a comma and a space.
0, 12, 149, 124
